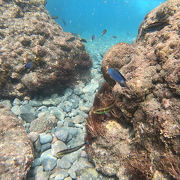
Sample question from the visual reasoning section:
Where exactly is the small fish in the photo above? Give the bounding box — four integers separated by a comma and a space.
62, 19, 66, 26
25, 62, 32, 69
92, 35, 95, 41
71, 33, 80, 37
102, 29, 107, 36
108, 68, 129, 88
56, 141, 88, 159
51, 16, 58, 20
112, 36, 117, 39
80, 38, 87, 43
100, 53, 104, 58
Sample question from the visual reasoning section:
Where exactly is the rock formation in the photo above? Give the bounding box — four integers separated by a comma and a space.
0, 0, 92, 99
0, 103, 34, 180
85, 0, 180, 179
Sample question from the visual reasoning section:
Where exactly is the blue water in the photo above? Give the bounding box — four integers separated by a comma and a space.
46, 0, 166, 59
46, 0, 165, 37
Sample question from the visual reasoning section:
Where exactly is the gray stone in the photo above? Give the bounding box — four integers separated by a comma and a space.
64, 88, 73, 97
11, 105, 21, 116
57, 158, 72, 169
41, 150, 57, 171
28, 132, 39, 142
42, 99, 56, 106
78, 168, 99, 180
70, 158, 93, 173
30, 113, 57, 133
12, 98, 21, 106
29, 100, 42, 107
68, 121, 75, 127
20, 104, 36, 123
68, 170, 76, 179
41, 143, 51, 152
60, 101, 72, 113
34, 138, 41, 153
32, 158, 41, 168
72, 115, 85, 124
51, 141, 67, 157
69, 127, 78, 137
39, 133, 53, 144
49, 107, 65, 121
55, 169, 68, 180
62, 150, 81, 164
82, 83, 99, 94
37, 106, 48, 113
35, 169, 49, 180
57, 121, 64, 128
55, 128, 69, 142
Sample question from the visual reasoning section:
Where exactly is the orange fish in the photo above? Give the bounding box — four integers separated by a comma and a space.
102, 29, 107, 36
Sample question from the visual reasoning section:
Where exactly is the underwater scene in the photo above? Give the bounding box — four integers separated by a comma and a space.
0, 0, 180, 180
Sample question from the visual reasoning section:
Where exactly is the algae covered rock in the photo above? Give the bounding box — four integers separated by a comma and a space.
0, 103, 34, 180
86, 0, 180, 179
0, 0, 92, 98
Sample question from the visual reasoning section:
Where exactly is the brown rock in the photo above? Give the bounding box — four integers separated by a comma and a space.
30, 113, 57, 133
0, 0, 92, 99
86, 0, 180, 179
0, 103, 34, 180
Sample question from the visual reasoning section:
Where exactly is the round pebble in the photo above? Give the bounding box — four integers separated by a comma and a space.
39, 133, 53, 144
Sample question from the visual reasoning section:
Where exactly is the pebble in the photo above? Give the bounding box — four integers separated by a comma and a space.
11, 105, 21, 115
37, 106, 48, 113
12, 98, 21, 106
28, 132, 39, 142
55, 169, 69, 180
49, 107, 65, 121
68, 170, 76, 179
34, 138, 41, 153
29, 100, 42, 107
57, 157, 72, 169
62, 150, 81, 164
20, 104, 36, 123
72, 115, 84, 124
70, 158, 93, 173
41, 150, 57, 171
78, 167, 99, 180
51, 140, 67, 156
60, 101, 72, 113
41, 143, 51, 152
29, 113, 57, 133
39, 133, 53, 144
55, 128, 69, 142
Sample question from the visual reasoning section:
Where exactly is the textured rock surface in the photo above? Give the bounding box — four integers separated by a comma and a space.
0, 0, 92, 98
86, 0, 180, 179
0, 103, 34, 180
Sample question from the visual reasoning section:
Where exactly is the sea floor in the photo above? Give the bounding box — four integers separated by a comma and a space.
1, 33, 134, 180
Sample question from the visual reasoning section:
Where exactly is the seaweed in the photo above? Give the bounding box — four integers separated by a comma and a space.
86, 82, 116, 142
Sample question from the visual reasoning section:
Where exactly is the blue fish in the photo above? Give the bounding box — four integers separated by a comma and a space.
25, 62, 32, 69
108, 68, 128, 88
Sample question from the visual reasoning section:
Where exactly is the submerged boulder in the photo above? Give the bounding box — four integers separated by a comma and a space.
0, 103, 34, 180
86, 0, 180, 179
0, 0, 92, 98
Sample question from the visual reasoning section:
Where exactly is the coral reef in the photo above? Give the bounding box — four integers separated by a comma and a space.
0, 0, 92, 98
85, 0, 180, 179
0, 103, 34, 179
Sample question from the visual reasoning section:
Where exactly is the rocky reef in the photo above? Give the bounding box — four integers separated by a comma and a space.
0, 0, 92, 99
0, 103, 34, 179
85, 0, 180, 179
